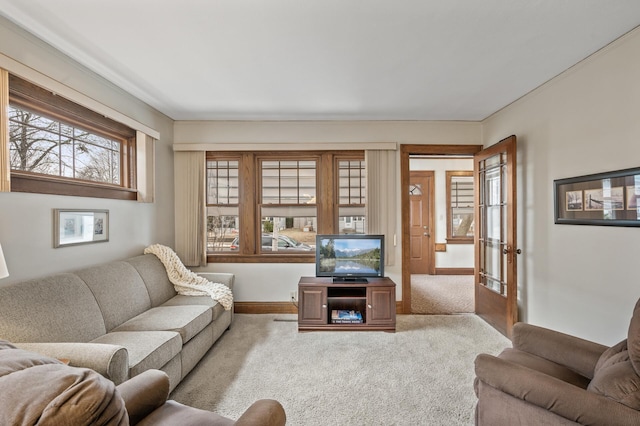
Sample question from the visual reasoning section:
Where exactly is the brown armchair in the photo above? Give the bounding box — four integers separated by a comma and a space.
119, 369, 285, 425
474, 300, 640, 426
0, 340, 285, 426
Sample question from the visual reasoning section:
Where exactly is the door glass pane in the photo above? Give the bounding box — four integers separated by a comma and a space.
484, 154, 501, 168
480, 154, 506, 295
487, 206, 501, 240
485, 240, 500, 280
486, 277, 501, 293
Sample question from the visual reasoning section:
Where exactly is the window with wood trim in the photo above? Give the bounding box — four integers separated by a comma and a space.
337, 158, 366, 234
206, 151, 365, 262
206, 158, 239, 253
6, 74, 137, 200
446, 170, 474, 243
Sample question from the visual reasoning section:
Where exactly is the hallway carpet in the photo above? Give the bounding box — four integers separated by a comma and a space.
411, 274, 474, 314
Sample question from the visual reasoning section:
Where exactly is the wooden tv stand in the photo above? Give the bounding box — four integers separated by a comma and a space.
297, 276, 396, 332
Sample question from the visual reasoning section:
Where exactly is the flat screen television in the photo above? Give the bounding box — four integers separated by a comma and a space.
315, 234, 384, 282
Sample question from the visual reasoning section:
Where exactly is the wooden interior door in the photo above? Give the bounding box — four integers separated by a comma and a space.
474, 135, 518, 338
409, 171, 434, 274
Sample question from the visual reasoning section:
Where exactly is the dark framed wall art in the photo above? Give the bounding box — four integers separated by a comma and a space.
554, 167, 640, 227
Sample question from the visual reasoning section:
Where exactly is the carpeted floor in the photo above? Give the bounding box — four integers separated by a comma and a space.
411, 274, 474, 314
170, 313, 509, 426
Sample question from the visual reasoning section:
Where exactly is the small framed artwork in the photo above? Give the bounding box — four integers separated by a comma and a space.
54, 209, 109, 248
565, 190, 583, 211
554, 167, 640, 226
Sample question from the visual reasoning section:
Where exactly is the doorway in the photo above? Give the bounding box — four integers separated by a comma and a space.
409, 171, 434, 275
400, 140, 519, 337
400, 144, 482, 315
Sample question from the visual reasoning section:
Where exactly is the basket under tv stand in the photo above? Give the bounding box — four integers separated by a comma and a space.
297, 276, 396, 332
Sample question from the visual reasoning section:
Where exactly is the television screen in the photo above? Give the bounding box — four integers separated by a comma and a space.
315, 234, 384, 281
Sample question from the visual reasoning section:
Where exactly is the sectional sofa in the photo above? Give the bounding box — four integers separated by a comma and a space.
0, 253, 234, 391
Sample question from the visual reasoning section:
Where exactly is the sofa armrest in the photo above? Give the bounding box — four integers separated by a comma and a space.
14, 342, 129, 385
235, 399, 286, 426
198, 272, 234, 291
117, 369, 170, 425
511, 322, 608, 378
475, 353, 640, 426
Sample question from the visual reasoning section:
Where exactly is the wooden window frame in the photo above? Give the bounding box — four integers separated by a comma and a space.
336, 156, 366, 206
207, 150, 363, 263
7, 74, 137, 200
336, 156, 366, 234
446, 170, 474, 244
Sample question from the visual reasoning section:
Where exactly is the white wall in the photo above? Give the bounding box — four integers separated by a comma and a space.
179, 121, 482, 302
0, 17, 175, 284
410, 157, 474, 269
482, 27, 640, 345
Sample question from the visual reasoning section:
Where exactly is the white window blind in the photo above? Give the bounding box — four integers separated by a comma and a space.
365, 149, 397, 266
174, 151, 206, 266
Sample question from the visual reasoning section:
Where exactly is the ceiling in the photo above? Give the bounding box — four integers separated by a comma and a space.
1, 1, 639, 121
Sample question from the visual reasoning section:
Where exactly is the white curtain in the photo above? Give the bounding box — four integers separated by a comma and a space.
136, 131, 155, 203
365, 149, 397, 266
174, 151, 206, 266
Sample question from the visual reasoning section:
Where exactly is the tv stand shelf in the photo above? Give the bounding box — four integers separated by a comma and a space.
297, 276, 396, 332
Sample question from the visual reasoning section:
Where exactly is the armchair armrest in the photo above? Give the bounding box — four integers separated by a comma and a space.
475, 353, 640, 426
511, 322, 608, 378
117, 369, 170, 425
235, 399, 286, 426
14, 342, 129, 385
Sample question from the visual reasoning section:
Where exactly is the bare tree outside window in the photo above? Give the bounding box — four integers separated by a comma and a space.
9, 105, 121, 185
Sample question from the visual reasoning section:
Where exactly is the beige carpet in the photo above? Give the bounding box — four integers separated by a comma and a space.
411, 275, 474, 314
170, 313, 509, 426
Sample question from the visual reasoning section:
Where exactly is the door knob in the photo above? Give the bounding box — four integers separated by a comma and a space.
503, 247, 522, 255
423, 233, 430, 236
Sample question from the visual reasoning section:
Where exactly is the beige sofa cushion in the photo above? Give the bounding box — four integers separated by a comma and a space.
125, 254, 177, 307
112, 305, 212, 344
0, 273, 106, 343
163, 295, 226, 321
75, 261, 152, 331
92, 331, 182, 378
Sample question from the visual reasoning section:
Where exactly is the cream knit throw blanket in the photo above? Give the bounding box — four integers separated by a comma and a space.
144, 244, 233, 310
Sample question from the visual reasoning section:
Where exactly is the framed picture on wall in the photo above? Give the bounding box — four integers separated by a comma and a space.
554, 167, 640, 226
54, 209, 109, 247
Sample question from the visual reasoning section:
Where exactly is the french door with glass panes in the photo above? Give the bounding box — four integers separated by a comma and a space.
474, 135, 518, 338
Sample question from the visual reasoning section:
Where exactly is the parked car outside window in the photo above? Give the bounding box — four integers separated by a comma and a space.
230, 234, 313, 251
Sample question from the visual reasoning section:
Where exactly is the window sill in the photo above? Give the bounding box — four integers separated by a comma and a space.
445, 238, 474, 245
11, 173, 137, 200
207, 254, 315, 263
